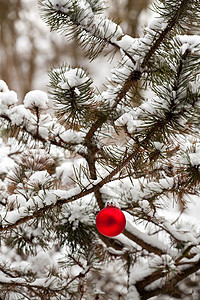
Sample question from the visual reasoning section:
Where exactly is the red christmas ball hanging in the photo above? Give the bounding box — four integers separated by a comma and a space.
96, 205, 126, 237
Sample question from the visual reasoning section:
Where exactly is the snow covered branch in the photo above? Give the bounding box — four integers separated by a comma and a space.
136, 256, 200, 300
1, 0, 200, 298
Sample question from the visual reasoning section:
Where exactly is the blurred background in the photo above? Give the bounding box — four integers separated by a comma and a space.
0, 0, 150, 99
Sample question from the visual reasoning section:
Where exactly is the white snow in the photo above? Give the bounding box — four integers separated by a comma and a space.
0, 90, 18, 107
116, 35, 138, 52
24, 90, 49, 109
129, 263, 153, 286
51, 0, 70, 13
0, 143, 16, 175
10, 105, 32, 126
28, 170, 51, 186
127, 286, 141, 300
188, 152, 200, 166
59, 129, 85, 143
64, 201, 93, 229
31, 252, 53, 277
124, 213, 177, 257
38, 114, 53, 139
0, 80, 9, 93
7, 194, 27, 209
189, 75, 200, 95
92, 16, 123, 42
177, 35, 200, 55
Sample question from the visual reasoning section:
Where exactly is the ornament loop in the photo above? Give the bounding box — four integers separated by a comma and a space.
105, 199, 120, 208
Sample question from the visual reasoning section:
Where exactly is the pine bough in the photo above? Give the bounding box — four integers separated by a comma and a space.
0, 0, 200, 299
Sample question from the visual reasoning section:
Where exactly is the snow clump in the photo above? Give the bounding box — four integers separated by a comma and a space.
28, 170, 52, 186
0, 83, 18, 113
0, 80, 9, 93
24, 90, 49, 110
177, 35, 200, 55
58, 68, 90, 89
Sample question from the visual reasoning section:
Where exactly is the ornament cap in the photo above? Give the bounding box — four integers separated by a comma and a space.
105, 199, 120, 208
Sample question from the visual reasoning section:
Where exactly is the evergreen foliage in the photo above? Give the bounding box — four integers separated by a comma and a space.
0, 0, 200, 299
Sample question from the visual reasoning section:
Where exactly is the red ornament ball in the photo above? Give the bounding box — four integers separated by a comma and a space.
96, 206, 126, 237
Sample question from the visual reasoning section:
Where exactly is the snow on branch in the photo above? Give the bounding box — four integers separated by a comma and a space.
48, 65, 103, 130
134, 255, 200, 299
0, 83, 87, 156
39, 0, 124, 59
83, 0, 200, 144
1, 0, 200, 298
115, 38, 200, 142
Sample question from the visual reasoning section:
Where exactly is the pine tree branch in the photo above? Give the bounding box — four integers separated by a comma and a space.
128, 208, 189, 247
85, 0, 189, 142
0, 132, 151, 232
141, 0, 188, 68
123, 228, 164, 256
0, 281, 47, 298
135, 268, 168, 296
138, 256, 200, 300
0, 142, 169, 257
0, 280, 58, 294
0, 113, 86, 156
134, 246, 196, 295
40, 0, 136, 63
85, 70, 142, 141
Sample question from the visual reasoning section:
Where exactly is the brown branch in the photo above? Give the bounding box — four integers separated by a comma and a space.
135, 268, 168, 295
84, 130, 105, 208
0, 135, 145, 233
0, 281, 47, 298
141, 0, 188, 68
0, 114, 85, 156
49, 5, 136, 64
138, 257, 200, 300
85, 0, 188, 143
0, 280, 56, 294
94, 189, 104, 209
0, 142, 168, 256
123, 229, 164, 256
85, 70, 141, 142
